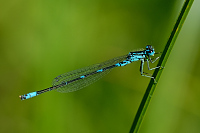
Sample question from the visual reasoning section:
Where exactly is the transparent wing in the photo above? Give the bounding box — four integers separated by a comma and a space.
52, 54, 128, 93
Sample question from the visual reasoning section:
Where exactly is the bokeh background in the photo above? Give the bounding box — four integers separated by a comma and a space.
0, 0, 199, 133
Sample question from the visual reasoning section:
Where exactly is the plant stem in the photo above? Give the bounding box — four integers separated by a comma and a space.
129, 0, 194, 132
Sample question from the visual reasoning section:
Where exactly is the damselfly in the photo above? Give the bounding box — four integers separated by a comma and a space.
19, 45, 161, 100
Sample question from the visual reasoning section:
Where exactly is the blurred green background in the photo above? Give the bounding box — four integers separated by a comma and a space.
0, 0, 199, 133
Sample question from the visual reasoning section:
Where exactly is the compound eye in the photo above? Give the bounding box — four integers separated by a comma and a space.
146, 45, 151, 50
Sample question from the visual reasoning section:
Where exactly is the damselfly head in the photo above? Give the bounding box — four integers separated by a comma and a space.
146, 45, 155, 56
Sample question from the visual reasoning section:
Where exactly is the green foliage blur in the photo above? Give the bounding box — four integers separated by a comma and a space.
0, 0, 199, 133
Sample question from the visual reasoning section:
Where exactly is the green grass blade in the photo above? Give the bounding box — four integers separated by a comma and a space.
129, 0, 194, 133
